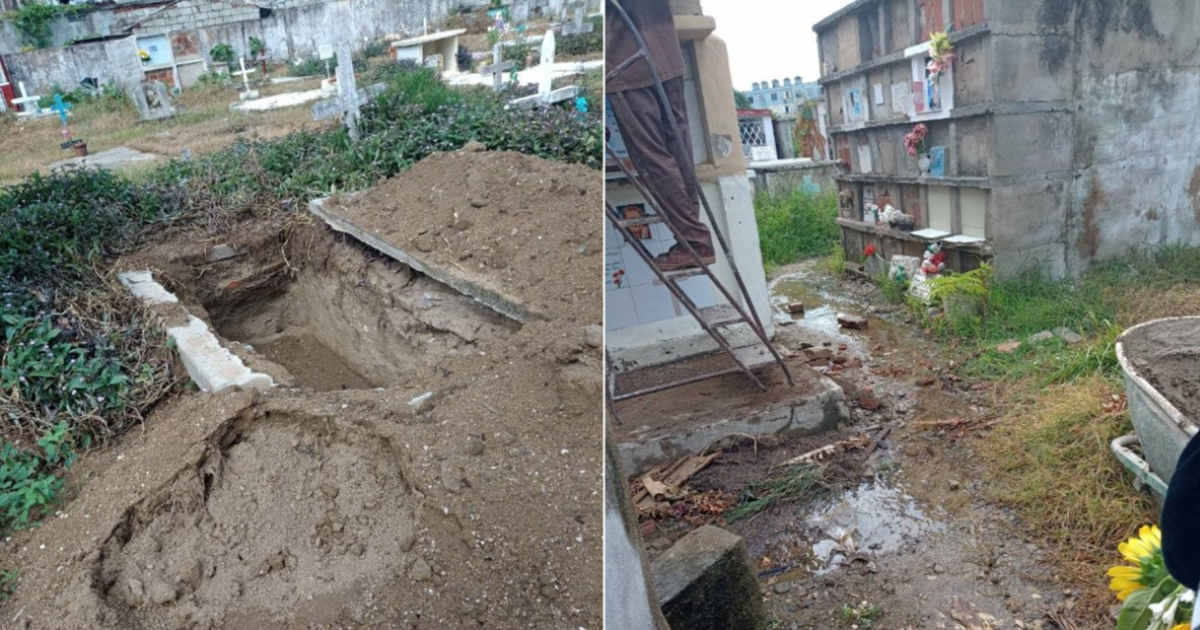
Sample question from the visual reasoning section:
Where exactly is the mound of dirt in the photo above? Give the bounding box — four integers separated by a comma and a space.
325, 145, 602, 322
2, 148, 602, 630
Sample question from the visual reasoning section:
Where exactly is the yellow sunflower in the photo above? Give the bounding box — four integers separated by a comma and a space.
1108, 525, 1169, 601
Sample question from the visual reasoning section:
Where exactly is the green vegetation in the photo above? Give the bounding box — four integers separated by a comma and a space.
727, 464, 825, 523
0, 569, 18, 601
5, 4, 77, 49
209, 43, 235, 65
840, 601, 884, 629
248, 36, 266, 58
0, 64, 600, 537
558, 17, 603, 56
1, 423, 78, 534
754, 189, 839, 272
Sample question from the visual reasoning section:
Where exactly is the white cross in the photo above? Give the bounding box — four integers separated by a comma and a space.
478, 42, 516, 91
310, 45, 385, 141
12, 81, 44, 116
508, 30, 581, 110
232, 57, 256, 91
561, 7, 593, 36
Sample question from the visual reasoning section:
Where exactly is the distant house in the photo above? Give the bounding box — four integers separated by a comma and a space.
743, 76, 823, 117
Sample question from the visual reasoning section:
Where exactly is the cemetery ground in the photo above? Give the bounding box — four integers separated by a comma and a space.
631, 190, 1200, 630
0, 61, 602, 628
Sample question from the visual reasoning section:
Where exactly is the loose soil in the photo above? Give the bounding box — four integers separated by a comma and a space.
1, 148, 602, 630
1121, 317, 1200, 423
325, 145, 601, 322
634, 264, 1080, 630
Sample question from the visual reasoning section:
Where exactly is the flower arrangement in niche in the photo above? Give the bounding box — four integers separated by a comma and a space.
1107, 524, 1195, 630
904, 123, 929, 157
137, 49, 150, 63
927, 31, 955, 77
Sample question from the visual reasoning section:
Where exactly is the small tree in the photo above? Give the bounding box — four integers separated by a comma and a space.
248, 36, 266, 59
734, 90, 751, 109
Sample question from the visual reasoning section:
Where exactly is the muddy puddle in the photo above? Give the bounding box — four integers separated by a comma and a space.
637, 265, 1064, 629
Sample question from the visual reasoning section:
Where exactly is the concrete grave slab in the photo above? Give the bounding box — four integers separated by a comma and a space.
612, 358, 848, 475
308, 196, 549, 324
118, 270, 274, 393
49, 146, 159, 172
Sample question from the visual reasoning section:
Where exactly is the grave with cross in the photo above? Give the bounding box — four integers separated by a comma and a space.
310, 44, 386, 142
479, 43, 517, 91
232, 57, 260, 101
12, 81, 48, 117
560, 6, 594, 36
49, 93, 88, 155
509, 30, 582, 110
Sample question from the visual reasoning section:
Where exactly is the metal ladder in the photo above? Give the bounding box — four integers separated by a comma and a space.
605, 0, 792, 404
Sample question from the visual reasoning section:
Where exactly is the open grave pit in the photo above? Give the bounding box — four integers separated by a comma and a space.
154, 222, 520, 393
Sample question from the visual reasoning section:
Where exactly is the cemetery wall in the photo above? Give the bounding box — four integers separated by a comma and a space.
4, 35, 142, 97
0, 5, 163, 56
984, 0, 1200, 277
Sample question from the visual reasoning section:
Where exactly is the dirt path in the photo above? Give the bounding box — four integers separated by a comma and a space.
637, 263, 1072, 629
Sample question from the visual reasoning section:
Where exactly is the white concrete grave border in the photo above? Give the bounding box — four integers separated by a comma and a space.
118, 270, 274, 393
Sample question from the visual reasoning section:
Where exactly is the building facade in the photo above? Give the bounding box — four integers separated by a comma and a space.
744, 75, 823, 117
815, 0, 1200, 278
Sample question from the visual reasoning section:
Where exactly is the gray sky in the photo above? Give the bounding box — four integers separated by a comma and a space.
703, 0, 851, 91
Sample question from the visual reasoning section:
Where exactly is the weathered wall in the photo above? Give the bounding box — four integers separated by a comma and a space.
0, 5, 164, 55
752, 160, 841, 196
990, 0, 1200, 276
4, 35, 142, 96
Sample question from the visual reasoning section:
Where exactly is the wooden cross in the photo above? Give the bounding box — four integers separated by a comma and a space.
479, 42, 516, 91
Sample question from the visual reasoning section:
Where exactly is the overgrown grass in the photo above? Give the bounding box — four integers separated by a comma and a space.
726, 464, 825, 523
754, 189, 839, 272
982, 377, 1157, 624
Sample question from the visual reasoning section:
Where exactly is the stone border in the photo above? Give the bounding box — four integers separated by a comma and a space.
118, 271, 274, 393
308, 196, 548, 324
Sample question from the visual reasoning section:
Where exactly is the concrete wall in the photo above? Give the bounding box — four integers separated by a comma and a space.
4, 35, 142, 97
0, 5, 165, 55
988, 0, 1200, 277
752, 160, 841, 197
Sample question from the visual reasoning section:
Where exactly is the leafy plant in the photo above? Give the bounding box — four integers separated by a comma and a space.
0, 422, 77, 533
248, 36, 266, 58
0, 568, 17, 601
841, 601, 884, 629
360, 38, 390, 59
7, 3, 65, 49
210, 43, 235, 65
928, 262, 993, 305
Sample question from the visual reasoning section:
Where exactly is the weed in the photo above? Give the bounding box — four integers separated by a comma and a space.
840, 601, 884, 629
821, 246, 847, 277
0, 422, 77, 533
874, 273, 909, 304
0, 568, 17, 601
727, 465, 825, 523
210, 43, 235, 66
754, 189, 839, 271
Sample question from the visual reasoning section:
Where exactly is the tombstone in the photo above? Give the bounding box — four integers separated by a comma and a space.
508, 30, 582, 110
561, 7, 594, 36
479, 42, 516, 91
133, 81, 176, 121
12, 81, 46, 117
232, 57, 260, 101
310, 45, 385, 142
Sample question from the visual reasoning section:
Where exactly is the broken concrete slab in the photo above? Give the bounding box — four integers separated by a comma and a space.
308, 196, 548, 324
207, 243, 249, 263
614, 361, 848, 475
652, 525, 768, 630
837, 313, 868, 330
1054, 327, 1084, 345
996, 340, 1022, 354
1028, 330, 1056, 344
119, 270, 274, 393
49, 146, 158, 172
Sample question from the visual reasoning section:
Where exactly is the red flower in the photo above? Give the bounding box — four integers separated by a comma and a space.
864, 244, 877, 257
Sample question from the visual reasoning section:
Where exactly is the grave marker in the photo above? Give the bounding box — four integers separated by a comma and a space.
310, 45, 385, 141
12, 81, 45, 117
479, 42, 517, 91
561, 7, 593, 36
49, 94, 71, 125
133, 81, 176, 121
232, 57, 260, 100
508, 30, 581, 110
